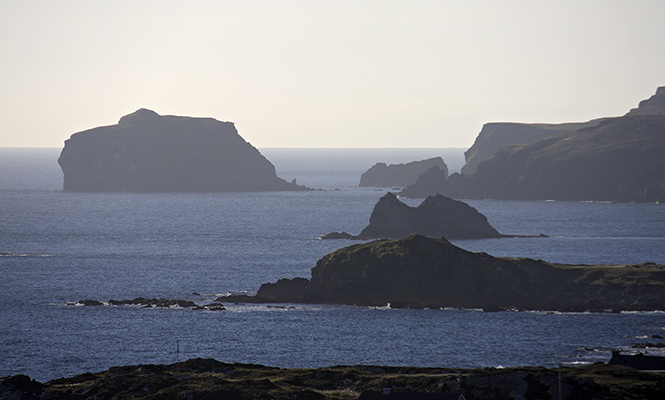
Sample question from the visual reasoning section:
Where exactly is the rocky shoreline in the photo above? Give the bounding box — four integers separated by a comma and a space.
2, 358, 664, 399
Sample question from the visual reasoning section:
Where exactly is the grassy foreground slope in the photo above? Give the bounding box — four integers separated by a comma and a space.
2, 358, 664, 400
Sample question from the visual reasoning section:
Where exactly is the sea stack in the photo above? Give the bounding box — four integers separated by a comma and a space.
58, 109, 308, 192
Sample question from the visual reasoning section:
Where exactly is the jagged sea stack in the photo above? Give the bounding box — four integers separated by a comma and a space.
58, 109, 307, 192
356, 192, 503, 240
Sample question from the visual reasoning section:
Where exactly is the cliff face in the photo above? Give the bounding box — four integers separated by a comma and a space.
444, 114, 665, 202
461, 87, 665, 175
58, 109, 306, 192
461, 120, 602, 175
359, 157, 448, 187
355, 192, 502, 240
248, 234, 665, 311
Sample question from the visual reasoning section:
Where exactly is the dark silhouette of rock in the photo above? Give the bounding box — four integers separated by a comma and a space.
192, 303, 226, 311
398, 165, 449, 198
321, 192, 503, 240
356, 192, 503, 239
432, 115, 665, 202
609, 351, 665, 371
319, 231, 355, 239
255, 277, 310, 302
77, 299, 103, 306
359, 157, 448, 187
107, 297, 197, 308
58, 109, 309, 192
229, 234, 665, 312
626, 86, 665, 116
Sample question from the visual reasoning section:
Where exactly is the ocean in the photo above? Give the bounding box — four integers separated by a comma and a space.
1, 147, 665, 382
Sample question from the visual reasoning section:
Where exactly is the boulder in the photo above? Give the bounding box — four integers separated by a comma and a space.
359, 157, 448, 187
319, 232, 355, 240
58, 109, 309, 192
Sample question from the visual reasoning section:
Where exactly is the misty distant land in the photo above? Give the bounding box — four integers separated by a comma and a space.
56, 86, 665, 202
399, 86, 665, 202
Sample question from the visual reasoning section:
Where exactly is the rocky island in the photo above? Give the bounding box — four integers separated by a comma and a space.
3, 358, 664, 400
58, 109, 308, 192
399, 87, 665, 202
359, 157, 448, 187
321, 192, 504, 240
225, 234, 665, 312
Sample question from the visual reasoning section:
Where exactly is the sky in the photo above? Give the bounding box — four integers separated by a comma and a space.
1, 1, 664, 149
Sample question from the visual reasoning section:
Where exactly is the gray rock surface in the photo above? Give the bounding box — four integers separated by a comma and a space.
58, 109, 308, 192
359, 157, 448, 187
229, 234, 665, 312
355, 192, 503, 239
461, 119, 602, 175
626, 86, 665, 116
461, 86, 665, 176
432, 114, 665, 202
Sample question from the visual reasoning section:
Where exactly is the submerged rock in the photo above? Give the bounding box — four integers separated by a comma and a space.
58, 109, 309, 192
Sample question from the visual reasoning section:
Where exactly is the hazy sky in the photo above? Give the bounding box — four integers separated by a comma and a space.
2, 1, 664, 148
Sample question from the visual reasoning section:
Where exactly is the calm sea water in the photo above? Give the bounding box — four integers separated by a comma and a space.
1, 148, 665, 382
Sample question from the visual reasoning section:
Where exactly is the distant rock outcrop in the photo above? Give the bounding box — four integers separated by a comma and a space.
320, 192, 504, 240
398, 165, 449, 198
357, 192, 503, 240
359, 157, 448, 187
224, 234, 665, 311
58, 109, 308, 192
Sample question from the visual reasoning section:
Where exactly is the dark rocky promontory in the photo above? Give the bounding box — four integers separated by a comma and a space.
226, 234, 665, 312
3, 358, 664, 400
461, 119, 603, 175
400, 87, 665, 202
460, 87, 665, 176
419, 114, 665, 202
58, 109, 308, 192
359, 157, 448, 187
